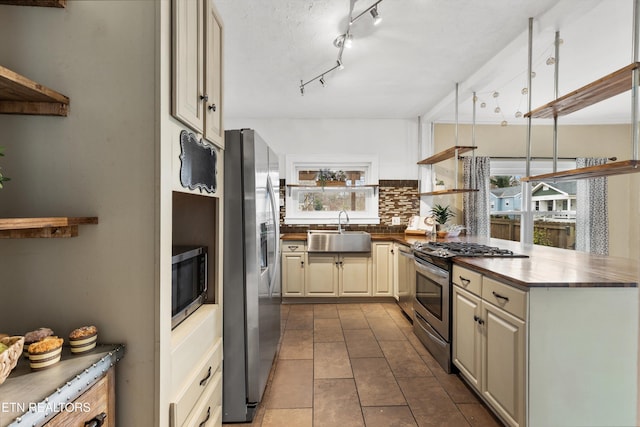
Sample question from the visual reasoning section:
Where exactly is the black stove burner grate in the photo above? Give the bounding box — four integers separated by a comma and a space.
413, 241, 528, 258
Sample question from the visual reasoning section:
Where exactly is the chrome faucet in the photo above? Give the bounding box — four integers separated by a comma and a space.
338, 210, 349, 233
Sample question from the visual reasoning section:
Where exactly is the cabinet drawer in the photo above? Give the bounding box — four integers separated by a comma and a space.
170, 339, 222, 427
452, 265, 482, 296
175, 369, 222, 427
172, 305, 219, 391
282, 241, 306, 252
46, 369, 113, 426
482, 277, 527, 320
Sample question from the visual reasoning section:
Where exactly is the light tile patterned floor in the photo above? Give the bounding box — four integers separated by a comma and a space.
224, 302, 503, 427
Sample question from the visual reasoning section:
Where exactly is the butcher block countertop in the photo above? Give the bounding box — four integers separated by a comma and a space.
281, 232, 639, 289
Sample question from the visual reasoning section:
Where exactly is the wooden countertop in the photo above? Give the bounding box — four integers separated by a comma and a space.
281, 232, 639, 289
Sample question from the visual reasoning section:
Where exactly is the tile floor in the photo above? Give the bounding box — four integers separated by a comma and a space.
225, 302, 503, 427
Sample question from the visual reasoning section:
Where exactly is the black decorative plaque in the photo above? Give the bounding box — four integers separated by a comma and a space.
179, 130, 217, 193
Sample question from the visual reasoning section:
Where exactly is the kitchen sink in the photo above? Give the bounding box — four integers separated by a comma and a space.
307, 230, 372, 253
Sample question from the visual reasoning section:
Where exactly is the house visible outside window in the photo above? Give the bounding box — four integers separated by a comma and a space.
285, 155, 379, 225
490, 159, 577, 250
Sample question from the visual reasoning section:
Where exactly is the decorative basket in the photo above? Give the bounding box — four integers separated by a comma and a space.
0, 336, 25, 385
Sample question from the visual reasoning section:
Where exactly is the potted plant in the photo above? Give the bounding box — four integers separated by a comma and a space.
316, 169, 346, 188
430, 204, 455, 230
434, 179, 446, 191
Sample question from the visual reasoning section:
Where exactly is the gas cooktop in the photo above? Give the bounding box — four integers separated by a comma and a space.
413, 241, 528, 259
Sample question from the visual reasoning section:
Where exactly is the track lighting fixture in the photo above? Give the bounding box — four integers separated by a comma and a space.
299, 0, 384, 95
370, 5, 382, 25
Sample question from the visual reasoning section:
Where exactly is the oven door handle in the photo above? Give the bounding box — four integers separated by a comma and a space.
414, 258, 448, 280
399, 250, 414, 259
415, 311, 448, 347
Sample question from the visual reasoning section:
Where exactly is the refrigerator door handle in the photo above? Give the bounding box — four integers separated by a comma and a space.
266, 175, 280, 296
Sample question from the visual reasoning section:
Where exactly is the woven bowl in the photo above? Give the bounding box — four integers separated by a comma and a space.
0, 336, 25, 385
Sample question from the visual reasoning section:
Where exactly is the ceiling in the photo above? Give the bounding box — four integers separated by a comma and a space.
215, 0, 634, 124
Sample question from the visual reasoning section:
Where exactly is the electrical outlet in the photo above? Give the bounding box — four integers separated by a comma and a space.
391, 216, 401, 225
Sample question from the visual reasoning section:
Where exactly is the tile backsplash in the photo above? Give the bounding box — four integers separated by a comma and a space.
279, 179, 419, 234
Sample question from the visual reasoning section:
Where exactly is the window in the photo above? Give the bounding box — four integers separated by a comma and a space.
490, 159, 577, 250
285, 155, 379, 225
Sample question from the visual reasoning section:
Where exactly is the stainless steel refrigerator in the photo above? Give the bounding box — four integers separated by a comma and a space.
222, 129, 281, 423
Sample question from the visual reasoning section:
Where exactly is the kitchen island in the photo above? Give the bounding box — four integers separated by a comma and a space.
282, 232, 639, 427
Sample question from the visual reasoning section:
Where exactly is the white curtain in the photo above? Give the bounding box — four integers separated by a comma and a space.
463, 157, 491, 237
575, 157, 609, 255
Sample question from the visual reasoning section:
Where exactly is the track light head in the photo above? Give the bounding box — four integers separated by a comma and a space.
370, 6, 381, 25
334, 33, 353, 49
300, 80, 304, 96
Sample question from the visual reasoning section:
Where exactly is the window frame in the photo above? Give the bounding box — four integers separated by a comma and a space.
284, 155, 380, 225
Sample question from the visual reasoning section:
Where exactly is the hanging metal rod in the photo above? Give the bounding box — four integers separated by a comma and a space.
469, 156, 618, 161
350, 0, 383, 24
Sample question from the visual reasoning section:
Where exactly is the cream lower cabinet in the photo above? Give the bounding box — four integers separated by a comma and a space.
170, 305, 222, 427
372, 241, 394, 296
304, 253, 372, 296
339, 254, 372, 296
281, 241, 306, 297
452, 267, 526, 427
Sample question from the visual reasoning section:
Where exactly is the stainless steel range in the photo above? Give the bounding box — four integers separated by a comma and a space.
412, 241, 527, 373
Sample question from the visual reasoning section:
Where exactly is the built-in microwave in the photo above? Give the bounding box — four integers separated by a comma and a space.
172, 246, 208, 329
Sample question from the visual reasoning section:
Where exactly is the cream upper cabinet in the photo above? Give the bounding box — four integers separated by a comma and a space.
173, 0, 224, 149
372, 242, 394, 296
204, 3, 223, 148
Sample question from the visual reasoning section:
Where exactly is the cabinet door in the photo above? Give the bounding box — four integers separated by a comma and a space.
306, 254, 338, 296
339, 255, 371, 296
204, 1, 224, 148
372, 242, 393, 296
452, 286, 482, 390
282, 252, 305, 296
172, 0, 205, 133
482, 302, 526, 427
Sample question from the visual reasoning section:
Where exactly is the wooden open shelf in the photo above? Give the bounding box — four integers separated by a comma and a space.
0, 217, 98, 238
417, 146, 477, 165
0, 0, 66, 7
521, 160, 640, 183
419, 188, 478, 196
0, 65, 69, 116
286, 184, 378, 189
525, 62, 640, 119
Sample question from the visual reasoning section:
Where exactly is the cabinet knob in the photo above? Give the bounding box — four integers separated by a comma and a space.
84, 412, 107, 427
301, 260, 304, 267
200, 94, 209, 102
208, 103, 217, 112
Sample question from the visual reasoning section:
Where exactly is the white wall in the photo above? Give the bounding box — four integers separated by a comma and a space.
0, 2, 158, 425
224, 118, 420, 179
